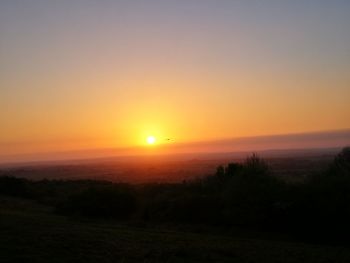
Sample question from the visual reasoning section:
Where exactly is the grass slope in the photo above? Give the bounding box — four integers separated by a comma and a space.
0, 197, 349, 263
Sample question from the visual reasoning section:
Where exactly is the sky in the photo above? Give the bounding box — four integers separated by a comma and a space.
1, 0, 350, 160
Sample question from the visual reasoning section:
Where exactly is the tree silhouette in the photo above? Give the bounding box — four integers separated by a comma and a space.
243, 153, 269, 176
330, 147, 350, 176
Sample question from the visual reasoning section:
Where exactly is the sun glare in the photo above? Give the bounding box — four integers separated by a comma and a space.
146, 136, 156, 145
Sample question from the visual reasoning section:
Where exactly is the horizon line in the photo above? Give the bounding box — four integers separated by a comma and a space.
1, 128, 349, 166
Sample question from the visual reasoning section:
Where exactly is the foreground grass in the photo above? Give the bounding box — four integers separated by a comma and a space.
0, 197, 349, 263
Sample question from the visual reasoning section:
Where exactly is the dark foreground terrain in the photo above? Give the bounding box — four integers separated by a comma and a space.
1, 197, 350, 263
1, 147, 350, 262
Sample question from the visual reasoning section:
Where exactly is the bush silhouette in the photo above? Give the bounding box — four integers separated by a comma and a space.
243, 153, 269, 176
283, 147, 350, 242
0, 176, 29, 197
329, 146, 350, 176
219, 154, 284, 227
58, 185, 136, 219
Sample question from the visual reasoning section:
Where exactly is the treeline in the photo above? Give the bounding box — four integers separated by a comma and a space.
1, 147, 350, 243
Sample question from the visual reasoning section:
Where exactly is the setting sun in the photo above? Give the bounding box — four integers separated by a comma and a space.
146, 136, 156, 145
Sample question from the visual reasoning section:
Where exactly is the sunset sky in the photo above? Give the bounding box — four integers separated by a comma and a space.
1, 1, 350, 160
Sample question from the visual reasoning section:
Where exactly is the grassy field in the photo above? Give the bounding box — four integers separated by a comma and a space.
1, 197, 349, 263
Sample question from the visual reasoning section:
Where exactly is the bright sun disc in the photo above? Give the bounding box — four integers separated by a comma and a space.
146, 136, 156, 145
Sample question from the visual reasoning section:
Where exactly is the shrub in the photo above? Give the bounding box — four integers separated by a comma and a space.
0, 176, 29, 197
58, 185, 136, 219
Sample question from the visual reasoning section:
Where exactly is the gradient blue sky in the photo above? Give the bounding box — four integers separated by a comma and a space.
1, 0, 350, 159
